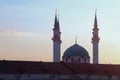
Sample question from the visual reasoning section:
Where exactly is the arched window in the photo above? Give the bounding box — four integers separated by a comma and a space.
66, 58, 68, 62
71, 57, 73, 62
78, 57, 81, 62
84, 58, 86, 63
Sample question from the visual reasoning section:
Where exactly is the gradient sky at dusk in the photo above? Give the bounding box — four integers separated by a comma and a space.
0, 0, 120, 64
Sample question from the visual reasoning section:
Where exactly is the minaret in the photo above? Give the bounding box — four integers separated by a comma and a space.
52, 11, 61, 62
92, 11, 100, 64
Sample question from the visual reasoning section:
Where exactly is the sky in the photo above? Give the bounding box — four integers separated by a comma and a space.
0, 0, 120, 64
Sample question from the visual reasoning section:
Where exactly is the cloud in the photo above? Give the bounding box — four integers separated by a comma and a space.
0, 29, 39, 36
0, 30, 16, 35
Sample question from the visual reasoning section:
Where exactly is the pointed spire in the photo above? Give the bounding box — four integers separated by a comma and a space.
75, 36, 78, 44
54, 9, 58, 26
92, 10, 99, 42
57, 13, 60, 27
94, 9, 98, 28
54, 9, 59, 29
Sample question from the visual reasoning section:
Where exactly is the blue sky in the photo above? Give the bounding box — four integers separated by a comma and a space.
0, 0, 120, 64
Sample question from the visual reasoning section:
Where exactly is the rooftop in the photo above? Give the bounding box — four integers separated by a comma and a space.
0, 60, 120, 75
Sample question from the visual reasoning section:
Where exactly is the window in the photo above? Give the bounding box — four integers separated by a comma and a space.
78, 57, 81, 62
71, 57, 73, 62
84, 58, 86, 63
66, 58, 68, 62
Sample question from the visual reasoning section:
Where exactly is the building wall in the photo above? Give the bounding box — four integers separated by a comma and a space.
63, 56, 90, 63
0, 74, 120, 80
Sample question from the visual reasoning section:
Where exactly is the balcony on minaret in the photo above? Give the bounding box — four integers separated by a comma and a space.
52, 36, 61, 42
93, 28, 99, 31
92, 37, 99, 43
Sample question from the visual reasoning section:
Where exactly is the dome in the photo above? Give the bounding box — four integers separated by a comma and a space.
63, 44, 89, 58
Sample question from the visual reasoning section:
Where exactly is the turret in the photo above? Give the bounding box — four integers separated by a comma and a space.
92, 11, 100, 64
52, 11, 61, 62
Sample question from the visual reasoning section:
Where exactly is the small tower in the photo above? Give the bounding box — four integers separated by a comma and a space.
92, 11, 100, 64
52, 11, 61, 62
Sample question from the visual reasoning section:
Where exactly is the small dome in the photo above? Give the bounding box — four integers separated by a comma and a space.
63, 44, 89, 58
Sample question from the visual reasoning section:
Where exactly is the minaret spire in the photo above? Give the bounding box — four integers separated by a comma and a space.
54, 9, 59, 29
94, 9, 98, 28
92, 10, 100, 64
52, 10, 61, 62
54, 9, 58, 27
57, 13, 60, 27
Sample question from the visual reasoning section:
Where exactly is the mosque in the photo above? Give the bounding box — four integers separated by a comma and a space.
1, 12, 120, 80
52, 11, 99, 64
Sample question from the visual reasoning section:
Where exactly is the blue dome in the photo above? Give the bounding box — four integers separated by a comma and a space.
63, 44, 89, 58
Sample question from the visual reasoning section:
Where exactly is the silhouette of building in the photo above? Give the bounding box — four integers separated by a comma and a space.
0, 60, 120, 80
92, 11, 100, 64
52, 11, 61, 62
53, 11, 98, 64
62, 43, 90, 63
53, 11, 91, 64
